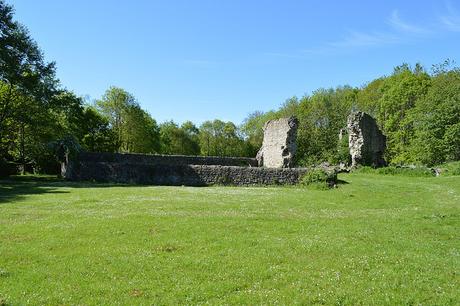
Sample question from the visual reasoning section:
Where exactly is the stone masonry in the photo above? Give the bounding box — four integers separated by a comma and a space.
75, 152, 257, 167
256, 117, 299, 168
64, 161, 309, 186
58, 117, 332, 186
347, 112, 386, 167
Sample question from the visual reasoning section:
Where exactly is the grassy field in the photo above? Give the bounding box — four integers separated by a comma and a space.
0, 174, 459, 305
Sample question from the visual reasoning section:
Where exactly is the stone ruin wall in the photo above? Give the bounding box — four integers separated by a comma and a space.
63, 151, 308, 186
256, 117, 298, 168
62, 115, 382, 186
77, 152, 258, 167
347, 112, 386, 167
62, 117, 307, 186
61, 112, 388, 185
66, 161, 308, 186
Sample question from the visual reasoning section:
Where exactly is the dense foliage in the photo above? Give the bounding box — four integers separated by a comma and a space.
242, 62, 460, 167
300, 168, 337, 189
0, 0, 459, 175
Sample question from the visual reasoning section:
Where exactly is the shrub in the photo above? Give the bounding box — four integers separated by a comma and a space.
300, 168, 337, 189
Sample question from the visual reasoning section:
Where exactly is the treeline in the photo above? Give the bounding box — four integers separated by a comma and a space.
0, 1, 256, 175
243, 61, 460, 167
1, 0, 459, 176
91, 86, 255, 157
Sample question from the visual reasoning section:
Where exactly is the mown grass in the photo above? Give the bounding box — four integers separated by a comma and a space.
0, 174, 459, 305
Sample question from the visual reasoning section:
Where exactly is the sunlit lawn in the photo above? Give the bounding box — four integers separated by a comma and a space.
0, 174, 459, 305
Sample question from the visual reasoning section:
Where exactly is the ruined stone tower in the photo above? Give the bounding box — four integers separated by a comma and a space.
256, 117, 299, 168
347, 112, 386, 168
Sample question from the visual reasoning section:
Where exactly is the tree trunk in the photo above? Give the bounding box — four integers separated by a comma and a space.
20, 121, 25, 175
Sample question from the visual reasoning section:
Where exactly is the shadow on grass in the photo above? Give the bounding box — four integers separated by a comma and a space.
337, 179, 349, 185
0, 175, 349, 204
0, 175, 130, 205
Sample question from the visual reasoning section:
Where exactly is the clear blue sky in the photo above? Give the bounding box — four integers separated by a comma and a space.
11, 0, 460, 125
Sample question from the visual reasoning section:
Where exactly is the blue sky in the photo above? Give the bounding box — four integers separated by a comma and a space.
11, 0, 460, 125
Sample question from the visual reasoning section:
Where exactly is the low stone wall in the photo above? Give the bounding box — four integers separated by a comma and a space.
64, 161, 308, 186
76, 152, 258, 167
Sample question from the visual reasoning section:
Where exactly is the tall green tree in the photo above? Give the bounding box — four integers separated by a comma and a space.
159, 121, 200, 155
79, 106, 117, 153
377, 64, 431, 163
296, 86, 356, 165
356, 78, 386, 118
0, 0, 58, 140
179, 121, 200, 155
409, 68, 460, 165
0, 0, 61, 173
123, 104, 160, 153
96, 87, 135, 150
96, 87, 159, 153
0, 85, 73, 173
199, 119, 250, 157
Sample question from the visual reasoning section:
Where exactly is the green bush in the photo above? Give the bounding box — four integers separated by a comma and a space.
300, 168, 337, 189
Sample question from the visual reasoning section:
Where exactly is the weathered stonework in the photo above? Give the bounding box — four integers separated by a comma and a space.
75, 152, 257, 167
347, 112, 386, 168
58, 117, 333, 187
62, 154, 309, 186
256, 117, 298, 168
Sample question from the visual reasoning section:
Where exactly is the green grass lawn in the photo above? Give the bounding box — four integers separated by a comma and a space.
0, 174, 459, 305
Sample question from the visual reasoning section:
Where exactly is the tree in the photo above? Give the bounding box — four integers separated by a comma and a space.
0, 0, 60, 173
199, 119, 250, 157
79, 106, 117, 153
123, 105, 160, 153
96, 87, 135, 150
1, 84, 64, 173
377, 64, 431, 163
356, 77, 386, 118
180, 121, 200, 155
96, 87, 159, 153
278, 96, 300, 117
409, 68, 460, 165
0, 0, 58, 140
240, 110, 278, 155
296, 86, 356, 165
158, 121, 200, 155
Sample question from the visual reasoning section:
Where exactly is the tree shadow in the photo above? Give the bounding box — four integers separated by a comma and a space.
0, 175, 131, 205
0, 174, 349, 205
0, 176, 66, 205
336, 179, 349, 185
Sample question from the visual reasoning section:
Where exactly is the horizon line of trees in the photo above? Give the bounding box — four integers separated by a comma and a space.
245, 60, 459, 167
1, 0, 459, 176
